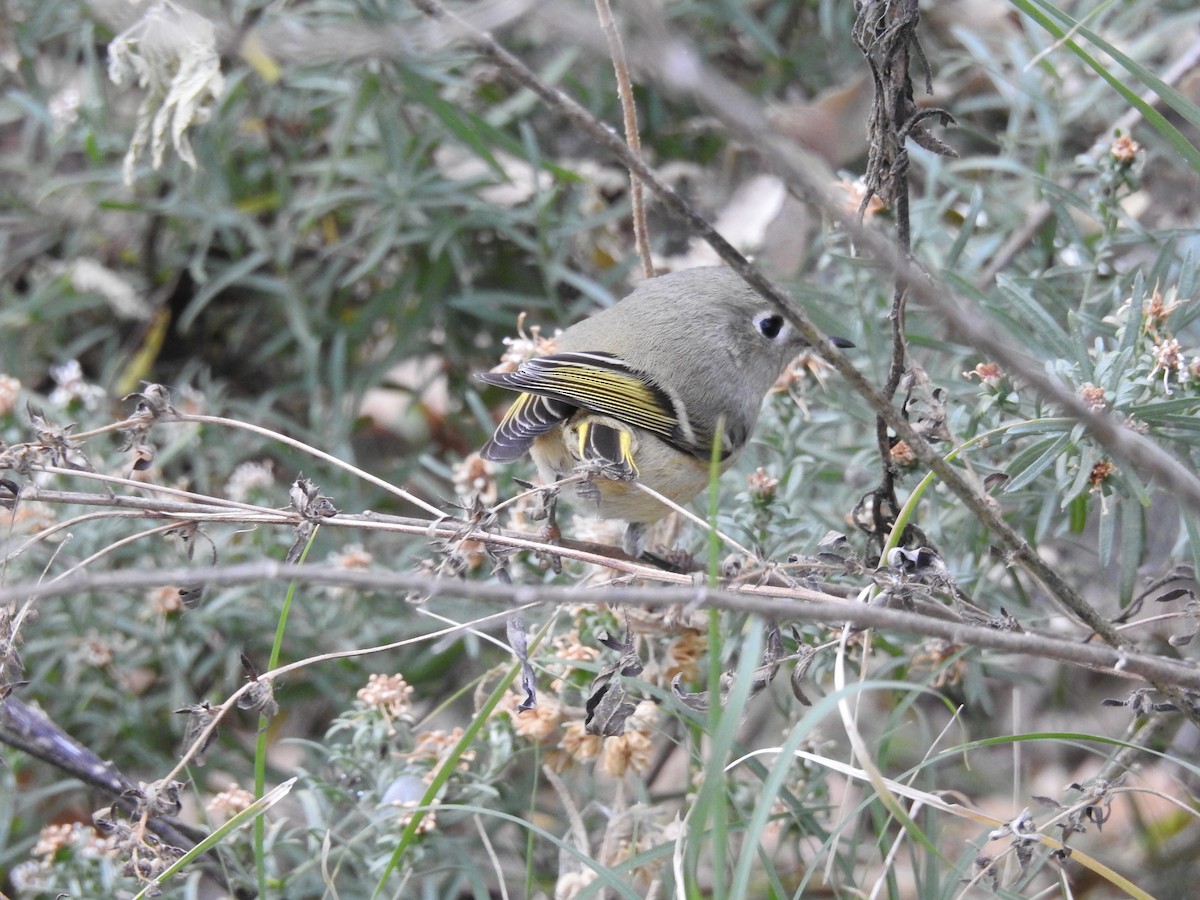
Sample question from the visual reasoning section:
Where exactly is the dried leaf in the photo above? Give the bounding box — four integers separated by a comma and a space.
1155, 588, 1191, 604
585, 673, 638, 736
130, 443, 156, 471
506, 613, 536, 712
238, 653, 278, 718
175, 701, 218, 765
790, 643, 817, 706
107, 0, 226, 184
585, 627, 643, 735
671, 674, 709, 713
983, 472, 1010, 492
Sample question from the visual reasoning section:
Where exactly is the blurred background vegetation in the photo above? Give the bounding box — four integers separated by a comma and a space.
3, 0, 1200, 896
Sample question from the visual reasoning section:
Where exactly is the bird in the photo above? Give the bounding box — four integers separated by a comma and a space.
478, 266, 848, 557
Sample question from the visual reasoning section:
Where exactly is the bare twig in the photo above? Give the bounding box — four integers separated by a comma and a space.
852, 0, 955, 549
2, 563, 1199, 693
593, 0, 653, 278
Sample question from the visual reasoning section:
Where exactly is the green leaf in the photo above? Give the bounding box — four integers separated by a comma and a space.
1068, 492, 1088, 534
1004, 432, 1071, 492
1011, 0, 1200, 174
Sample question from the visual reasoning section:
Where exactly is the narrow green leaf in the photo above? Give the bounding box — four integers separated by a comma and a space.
1118, 498, 1144, 604
1004, 433, 1071, 492
1011, 0, 1200, 174
1068, 492, 1088, 534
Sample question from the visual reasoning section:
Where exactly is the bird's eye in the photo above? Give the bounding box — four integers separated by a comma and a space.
756, 314, 784, 340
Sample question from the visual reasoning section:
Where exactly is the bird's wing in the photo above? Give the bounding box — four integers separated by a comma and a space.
478, 351, 684, 461
479, 391, 573, 462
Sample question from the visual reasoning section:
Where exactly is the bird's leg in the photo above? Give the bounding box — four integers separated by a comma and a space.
622, 521, 647, 558
536, 485, 563, 574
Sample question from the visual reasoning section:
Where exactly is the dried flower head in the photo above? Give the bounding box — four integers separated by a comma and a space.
107, 0, 225, 184
553, 630, 600, 664
1151, 337, 1183, 393
144, 585, 183, 618
775, 350, 836, 393
1110, 134, 1140, 165
453, 451, 497, 505
492, 313, 560, 373
836, 175, 887, 219
964, 362, 1004, 389
600, 728, 654, 778
329, 542, 373, 570
0, 374, 20, 417
224, 459, 275, 503
32, 823, 81, 859
559, 720, 603, 764
501, 691, 564, 743
665, 629, 707, 684
1142, 285, 1181, 337
889, 440, 917, 468
1089, 460, 1116, 489
404, 727, 476, 783
48, 360, 105, 410
910, 639, 967, 689
1079, 383, 1107, 413
748, 466, 779, 502
357, 673, 414, 721
207, 783, 255, 819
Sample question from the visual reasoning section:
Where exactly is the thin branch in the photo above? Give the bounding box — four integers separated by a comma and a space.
593, 0, 653, 278
2, 563, 1199, 693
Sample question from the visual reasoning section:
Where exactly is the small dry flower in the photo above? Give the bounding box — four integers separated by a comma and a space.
329, 542, 373, 570
0, 374, 20, 416
569, 514, 626, 549
144, 585, 183, 618
748, 466, 778, 502
963, 362, 1003, 388
1079, 383, 1107, 412
775, 350, 836, 393
504, 692, 563, 743
48, 359, 105, 410
600, 728, 654, 777
407, 727, 476, 778
31, 823, 79, 859
207, 784, 255, 819
559, 721, 603, 765
836, 175, 887, 218
49, 86, 81, 128
224, 459, 275, 502
357, 673, 414, 721
553, 630, 600, 664
910, 639, 967, 689
665, 629, 707, 684
1089, 460, 1116, 489
492, 313, 561, 372
889, 440, 917, 468
76, 632, 114, 668
453, 451, 497, 505
607, 831, 666, 890
1110, 134, 1140, 165
1152, 337, 1183, 393
1142, 286, 1181, 337
396, 799, 439, 835
556, 870, 599, 899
